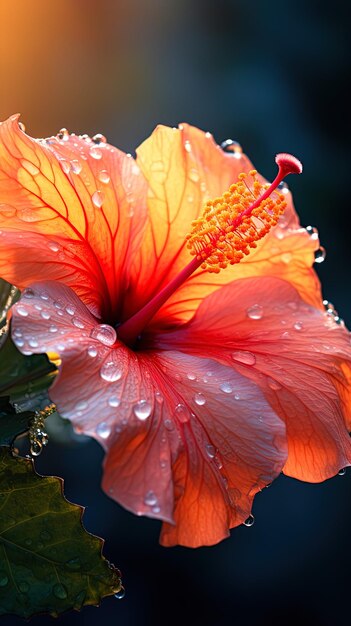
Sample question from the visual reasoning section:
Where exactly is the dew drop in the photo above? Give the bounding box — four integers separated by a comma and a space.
23, 287, 35, 298
231, 351, 256, 365
338, 468, 347, 476
21, 159, 40, 176
278, 181, 289, 194
188, 168, 200, 182
16, 304, 29, 317
14, 338, 24, 347
65, 557, 81, 571
246, 304, 263, 320
187, 372, 196, 381
305, 225, 319, 240
219, 382, 233, 394
28, 338, 39, 348
92, 190, 104, 208
194, 393, 206, 406
108, 395, 120, 407
144, 490, 158, 506
164, 419, 174, 431
54, 299, 65, 309
72, 317, 85, 329
314, 247, 326, 263
90, 324, 116, 346
0, 572, 8, 587
57, 128, 69, 141
174, 403, 190, 423
281, 252, 292, 264
53, 583, 68, 599
70, 159, 82, 174
49, 325, 58, 333
40, 292, 49, 300
100, 361, 123, 382
75, 400, 88, 411
48, 241, 60, 252
98, 170, 110, 184
243, 514, 255, 527
220, 139, 242, 157
268, 378, 282, 391
87, 345, 98, 357
205, 443, 216, 459
96, 421, 111, 439
115, 586, 125, 600
133, 400, 152, 421
40, 310, 51, 320
293, 321, 304, 331
89, 146, 102, 160
92, 133, 107, 144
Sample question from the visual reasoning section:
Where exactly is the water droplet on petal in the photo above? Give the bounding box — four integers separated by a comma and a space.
338, 468, 347, 476
174, 403, 190, 423
90, 324, 116, 346
70, 159, 82, 174
115, 586, 125, 600
89, 146, 102, 160
220, 139, 242, 157
92, 133, 107, 144
293, 321, 304, 331
205, 443, 216, 459
17, 304, 29, 317
100, 361, 123, 382
268, 378, 282, 391
133, 400, 152, 421
187, 373, 196, 381
243, 514, 255, 527
96, 422, 111, 439
219, 382, 233, 394
188, 168, 200, 182
314, 247, 326, 263
231, 351, 256, 365
194, 393, 206, 406
21, 159, 40, 176
49, 325, 58, 333
108, 395, 120, 407
164, 418, 174, 431
92, 190, 104, 208
65, 305, 76, 315
144, 490, 158, 506
40, 310, 51, 320
87, 345, 98, 357
22, 288, 35, 298
58, 128, 69, 141
281, 252, 292, 264
98, 170, 110, 184
28, 338, 39, 348
75, 400, 88, 411
72, 317, 85, 329
278, 181, 289, 194
305, 225, 319, 240
53, 583, 68, 599
48, 241, 60, 252
246, 304, 263, 320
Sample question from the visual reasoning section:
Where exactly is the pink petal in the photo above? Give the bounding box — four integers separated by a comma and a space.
12, 281, 287, 547
155, 276, 351, 482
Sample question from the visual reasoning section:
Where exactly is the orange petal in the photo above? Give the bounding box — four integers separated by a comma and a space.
130, 123, 321, 329
0, 115, 148, 321
156, 276, 351, 481
12, 281, 286, 547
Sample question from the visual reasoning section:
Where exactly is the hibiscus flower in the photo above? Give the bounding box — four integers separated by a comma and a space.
0, 115, 350, 547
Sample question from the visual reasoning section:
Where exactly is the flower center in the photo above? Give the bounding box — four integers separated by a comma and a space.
118, 153, 302, 347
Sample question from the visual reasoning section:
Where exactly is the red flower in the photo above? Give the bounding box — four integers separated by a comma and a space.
1, 116, 350, 547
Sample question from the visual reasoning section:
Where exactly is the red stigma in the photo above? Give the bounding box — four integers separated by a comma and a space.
275, 153, 303, 177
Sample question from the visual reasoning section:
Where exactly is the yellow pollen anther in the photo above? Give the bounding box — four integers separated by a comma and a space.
186, 169, 287, 273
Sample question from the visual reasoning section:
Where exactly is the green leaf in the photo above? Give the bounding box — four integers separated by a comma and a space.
0, 333, 57, 402
0, 448, 123, 618
0, 397, 34, 446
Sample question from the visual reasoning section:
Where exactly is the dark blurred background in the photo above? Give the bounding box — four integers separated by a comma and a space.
1, 0, 351, 624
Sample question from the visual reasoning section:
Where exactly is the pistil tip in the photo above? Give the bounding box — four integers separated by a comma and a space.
275, 153, 303, 176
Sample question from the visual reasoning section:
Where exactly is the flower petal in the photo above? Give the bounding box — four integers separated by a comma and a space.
155, 276, 351, 481
131, 123, 320, 329
12, 282, 286, 547
0, 115, 147, 321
